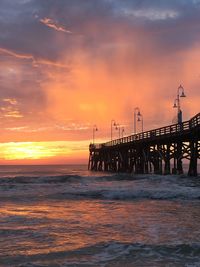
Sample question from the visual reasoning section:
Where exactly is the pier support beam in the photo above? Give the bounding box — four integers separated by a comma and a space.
188, 140, 198, 176
164, 145, 171, 175
177, 141, 183, 174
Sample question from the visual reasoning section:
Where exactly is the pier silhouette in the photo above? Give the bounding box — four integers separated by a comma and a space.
88, 113, 200, 176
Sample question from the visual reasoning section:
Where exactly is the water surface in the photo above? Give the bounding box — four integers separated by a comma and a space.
0, 165, 200, 266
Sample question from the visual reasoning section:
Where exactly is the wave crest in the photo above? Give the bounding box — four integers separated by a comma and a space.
9, 241, 200, 267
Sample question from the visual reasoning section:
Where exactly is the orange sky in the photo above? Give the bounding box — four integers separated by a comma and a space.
0, 0, 200, 164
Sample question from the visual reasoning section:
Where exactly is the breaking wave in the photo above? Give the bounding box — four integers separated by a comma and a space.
2, 241, 200, 267
59, 187, 200, 200
0, 174, 84, 184
0, 173, 200, 201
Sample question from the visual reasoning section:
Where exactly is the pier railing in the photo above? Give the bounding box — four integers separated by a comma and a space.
91, 113, 200, 150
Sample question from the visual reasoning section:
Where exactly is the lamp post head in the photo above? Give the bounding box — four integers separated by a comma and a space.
115, 123, 119, 130
173, 98, 178, 108
137, 117, 141, 122
93, 125, 98, 131
137, 111, 141, 116
180, 91, 186, 97
134, 107, 140, 113
178, 84, 186, 97
111, 119, 116, 126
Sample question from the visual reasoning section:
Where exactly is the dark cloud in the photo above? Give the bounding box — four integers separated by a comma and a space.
0, 0, 200, 127
0, 0, 114, 61
0, 55, 46, 118
0, 0, 200, 61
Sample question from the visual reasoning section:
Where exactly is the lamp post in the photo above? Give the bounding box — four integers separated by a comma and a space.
121, 127, 125, 138
173, 84, 186, 124
137, 114, 144, 132
134, 107, 141, 134
115, 123, 125, 138
111, 119, 117, 141
93, 125, 98, 144
115, 123, 121, 138
118, 125, 125, 138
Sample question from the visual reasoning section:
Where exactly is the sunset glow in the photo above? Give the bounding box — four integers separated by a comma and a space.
0, 1, 200, 164
0, 141, 94, 164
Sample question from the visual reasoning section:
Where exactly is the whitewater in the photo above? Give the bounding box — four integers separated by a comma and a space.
0, 165, 200, 266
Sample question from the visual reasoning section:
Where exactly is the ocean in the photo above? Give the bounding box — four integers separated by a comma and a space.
0, 164, 200, 267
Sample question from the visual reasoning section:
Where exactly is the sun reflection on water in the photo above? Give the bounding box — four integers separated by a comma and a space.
0, 199, 200, 257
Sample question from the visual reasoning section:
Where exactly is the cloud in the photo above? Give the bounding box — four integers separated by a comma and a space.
0, 98, 23, 118
3, 98, 18, 105
0, 47, 34, 60
0, 107, 23, 119
121, 8, 179, 20
40, 17, 72, 34
0, 47, 68, 68
3, 110, 23, 118
0, 0, 199, 150
5, 122, 90, 133
1, 0, 200, 62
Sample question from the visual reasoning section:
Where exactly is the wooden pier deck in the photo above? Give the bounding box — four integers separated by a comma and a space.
88, 113, 200, 176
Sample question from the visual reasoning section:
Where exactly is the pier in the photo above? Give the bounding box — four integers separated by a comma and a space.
88, 113, 200, 176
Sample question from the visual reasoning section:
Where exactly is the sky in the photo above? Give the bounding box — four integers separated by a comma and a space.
0, 0, 200, 164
